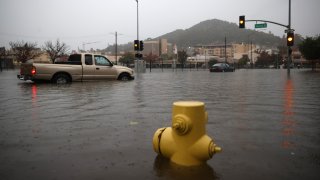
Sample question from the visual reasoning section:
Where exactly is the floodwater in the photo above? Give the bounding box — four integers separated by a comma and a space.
0, 69, 319, 180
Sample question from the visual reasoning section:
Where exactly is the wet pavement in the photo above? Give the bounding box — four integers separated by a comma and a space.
0, 69, 320, 180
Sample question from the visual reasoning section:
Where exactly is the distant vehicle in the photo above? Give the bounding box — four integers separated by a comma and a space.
17, 53, 134, 83
209, 63, 235, 72
283, 63, 294, 69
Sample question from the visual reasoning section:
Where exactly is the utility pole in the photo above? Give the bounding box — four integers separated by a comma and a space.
224, 36, 227, 63
251, 41, 253, 69
110, 32, 122, 65
115, 32, 118, 65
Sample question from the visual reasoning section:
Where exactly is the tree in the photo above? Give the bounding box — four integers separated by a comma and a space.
299, 35, 320, 70
43, 39, 69, 63
0, 47, 5, 71
9, 41, 41, 63
144, 53, 158, 65
238, 54, 250, 68
118, 52, 135, 67
160, 54, 169, 60
255, 50, 277, 68
178, 50, 188, 69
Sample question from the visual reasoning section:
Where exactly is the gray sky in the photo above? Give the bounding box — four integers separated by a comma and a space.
0, 0, 319, 50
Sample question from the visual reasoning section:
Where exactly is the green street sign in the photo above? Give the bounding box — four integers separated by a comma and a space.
255, 23, 267, 28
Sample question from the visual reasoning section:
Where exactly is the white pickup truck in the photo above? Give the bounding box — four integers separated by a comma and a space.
17, 53, 134, 83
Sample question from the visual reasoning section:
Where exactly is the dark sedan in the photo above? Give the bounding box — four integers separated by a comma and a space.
209, 63, 235, 72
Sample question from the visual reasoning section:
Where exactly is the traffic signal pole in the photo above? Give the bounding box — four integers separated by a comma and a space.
136, 0, 140, 58
134, 0, 146, 73
287, 0, 292, 74
239, 0, 293, 74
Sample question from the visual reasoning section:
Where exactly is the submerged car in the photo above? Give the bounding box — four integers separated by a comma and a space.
209, 63, 235, 72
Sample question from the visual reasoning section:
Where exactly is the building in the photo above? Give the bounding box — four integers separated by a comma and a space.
194, 44, 234, 63
192, 43, 258, 64
142, 39, 173, 57
233, 43, 258, 64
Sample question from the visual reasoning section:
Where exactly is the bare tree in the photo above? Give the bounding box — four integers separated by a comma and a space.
43, 39, 69, 63
0, 47, 5, 71
9, 41, 41, 63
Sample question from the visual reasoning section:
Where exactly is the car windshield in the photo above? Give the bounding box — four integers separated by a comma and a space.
213, 63, 230, 68
213, 63, 222, 67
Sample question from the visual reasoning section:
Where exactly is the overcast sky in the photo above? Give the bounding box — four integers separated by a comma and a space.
0, 0, 319, 50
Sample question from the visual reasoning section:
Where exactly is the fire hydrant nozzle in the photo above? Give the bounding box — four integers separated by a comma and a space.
152, 101, 221, 166
213, 146, 222, 153
172, 114, 192, 135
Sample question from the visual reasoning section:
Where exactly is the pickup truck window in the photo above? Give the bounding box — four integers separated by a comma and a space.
85, 54, 93, 65
68, 54, 81, 62
94, 56, 111, 66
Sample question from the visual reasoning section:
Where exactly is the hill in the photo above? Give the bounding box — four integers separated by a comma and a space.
156, 19, 283, 48
106, 19, 305, 53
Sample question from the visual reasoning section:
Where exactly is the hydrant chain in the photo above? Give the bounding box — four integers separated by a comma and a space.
153, 127, 167, 156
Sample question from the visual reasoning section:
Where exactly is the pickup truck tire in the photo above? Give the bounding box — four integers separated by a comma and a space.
52, 73, 71, 84
118, 73, 130, 81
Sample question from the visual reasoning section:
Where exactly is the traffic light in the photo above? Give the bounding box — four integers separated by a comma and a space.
134, 40, 139, 51
287, 31, 294, 46
239, 15, 245, 28
139, 41, 144, 51
135, 53, 142, 58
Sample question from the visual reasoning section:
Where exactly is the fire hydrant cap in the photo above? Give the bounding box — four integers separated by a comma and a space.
173, 101, 204, 107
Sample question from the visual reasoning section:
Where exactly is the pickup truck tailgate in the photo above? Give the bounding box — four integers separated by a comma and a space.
17, 63, 35, 80
20, 63, 34, 75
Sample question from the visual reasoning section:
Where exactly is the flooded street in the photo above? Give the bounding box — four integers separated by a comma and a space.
1, 69, 320, 179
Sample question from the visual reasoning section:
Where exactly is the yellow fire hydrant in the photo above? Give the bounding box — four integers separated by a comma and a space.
153, 101, 221, 166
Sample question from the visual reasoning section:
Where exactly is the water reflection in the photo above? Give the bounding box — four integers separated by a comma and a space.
282, 77, 296, 149
153, 155, 219, 180
31, 84, 41, 138
31, 84, 37, 105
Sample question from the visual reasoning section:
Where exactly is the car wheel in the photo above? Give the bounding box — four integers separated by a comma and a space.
118, 73, 130, 81
53, 74, 71, 84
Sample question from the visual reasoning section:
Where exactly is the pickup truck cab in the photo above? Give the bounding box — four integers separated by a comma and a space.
17, 53, 134, 83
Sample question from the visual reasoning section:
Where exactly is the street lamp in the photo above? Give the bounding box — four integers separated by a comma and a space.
134, 0, 146, 73
136, 0, 139, 41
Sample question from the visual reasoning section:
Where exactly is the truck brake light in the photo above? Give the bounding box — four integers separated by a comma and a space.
31, 67, 36, 75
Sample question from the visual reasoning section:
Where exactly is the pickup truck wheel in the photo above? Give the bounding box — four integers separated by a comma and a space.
118, 73, 130, 81
53, 74, 71, 84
